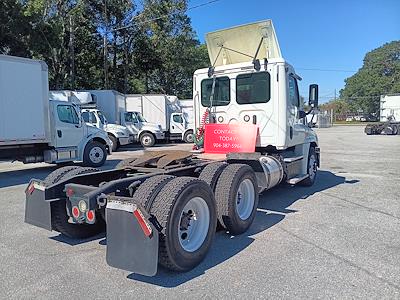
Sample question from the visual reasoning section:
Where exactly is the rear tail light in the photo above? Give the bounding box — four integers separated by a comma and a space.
72, 206, 80, 218
86, 210, 95, 222
133, 209, 152, 238
27, 183, 35, 195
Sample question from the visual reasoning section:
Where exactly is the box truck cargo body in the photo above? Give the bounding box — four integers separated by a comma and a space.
125, 94, 194, 143
0, 55, 50, 146
0, 55, 111, 166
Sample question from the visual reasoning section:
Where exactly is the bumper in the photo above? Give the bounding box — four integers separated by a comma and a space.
154, 132, 165, 140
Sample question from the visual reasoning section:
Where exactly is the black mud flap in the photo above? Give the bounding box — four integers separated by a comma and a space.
106, 199, 159, 276
24, 179, 53, 231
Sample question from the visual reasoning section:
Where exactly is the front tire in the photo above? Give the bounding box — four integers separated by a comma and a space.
140, 132, 155, 147
299, 147, 318, 186
83, 141, 107, 167
183, 130, 194, 143
150, 177, 217, 272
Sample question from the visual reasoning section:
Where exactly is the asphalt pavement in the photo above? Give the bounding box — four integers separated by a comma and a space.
0, 126, 399, 299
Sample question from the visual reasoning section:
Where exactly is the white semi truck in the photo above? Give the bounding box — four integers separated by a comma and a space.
24, 20, 320, 277
0, 55, 111, 167
126, 94, 194, 144
49, 90, 133, 151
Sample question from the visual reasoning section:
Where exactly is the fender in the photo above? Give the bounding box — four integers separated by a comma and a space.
77, 131, 112, 159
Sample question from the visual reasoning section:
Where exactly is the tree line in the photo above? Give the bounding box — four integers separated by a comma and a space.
321, 41, 400, 116
0, 0, 210, 99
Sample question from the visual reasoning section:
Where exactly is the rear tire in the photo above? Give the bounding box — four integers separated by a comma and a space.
214, 164, 258, 235
150, 177, 217, 271
199, 162, 228, 191
83, 141, 107, 167
131, 175, 175, 207
50, 167, 105, 239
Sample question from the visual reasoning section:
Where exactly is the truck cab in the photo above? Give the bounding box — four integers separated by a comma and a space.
122, 111, 165, 147
81, 107, 133, 152
169, 112, 194, 143
46, 100, 112, 166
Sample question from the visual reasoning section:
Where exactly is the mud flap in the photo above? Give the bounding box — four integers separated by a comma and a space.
24, 179, 53, 231
106, 199, 159, 276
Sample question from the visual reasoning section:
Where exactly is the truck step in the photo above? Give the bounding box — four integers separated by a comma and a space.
283, 156, 303, 163
287, 174, 308, 184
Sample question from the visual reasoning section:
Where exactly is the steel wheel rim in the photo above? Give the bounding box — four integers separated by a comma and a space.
236, 179, 255, 220
187, 134, 194, 143
142, 136, 152, 146
178, 196, 210, 252
89, 146, 104, 164
309, 154, 317, 180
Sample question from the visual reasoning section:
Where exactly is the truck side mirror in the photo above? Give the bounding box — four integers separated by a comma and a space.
308, 84, 319, 108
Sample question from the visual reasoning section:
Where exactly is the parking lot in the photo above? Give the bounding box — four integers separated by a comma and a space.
0, 125, 399, 298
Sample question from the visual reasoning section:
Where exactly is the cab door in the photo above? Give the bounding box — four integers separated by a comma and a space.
55, 104, 84, 148
170, 113, 185, 135
288, 75, 306, 145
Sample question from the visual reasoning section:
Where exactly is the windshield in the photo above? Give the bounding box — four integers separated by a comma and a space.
201, 76, 231, 107
136, 112, 147, 122
97, 111, 107, 124
125, 112, 138, 123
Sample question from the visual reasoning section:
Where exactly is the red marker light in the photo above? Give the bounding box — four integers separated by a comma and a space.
66, 188, 74, 197
72, 206, 80, 218
27, 183, 35, 195
133, 209, 152, 238
86, 210, 95, 222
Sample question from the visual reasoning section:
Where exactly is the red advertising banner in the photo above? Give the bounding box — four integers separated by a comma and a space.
204, 124, 258, 154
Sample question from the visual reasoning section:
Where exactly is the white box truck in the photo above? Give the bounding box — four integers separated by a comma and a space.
0, 55, 111, 167
88, 90, 164, 148
50, 90, 133, 151
126, 94, 194, 144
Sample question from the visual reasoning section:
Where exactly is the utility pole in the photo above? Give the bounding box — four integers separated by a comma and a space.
69, 15, 75, 89
103, 0, 109, 89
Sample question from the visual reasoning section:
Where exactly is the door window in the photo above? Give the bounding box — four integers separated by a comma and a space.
57, 105, 79, 124
201, 76, 231, 107
81, 111, 90, 123
173, 114, 183, 123
288, 76, 300, 107
236, 72, 271, 104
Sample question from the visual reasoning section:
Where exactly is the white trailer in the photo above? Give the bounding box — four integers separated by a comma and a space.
380, 94, 400, 122
0, 55, 111, 166
365, 94, 400, 135
126, 94, 194, 144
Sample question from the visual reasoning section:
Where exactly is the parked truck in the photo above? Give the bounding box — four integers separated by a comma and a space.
49, 90, 133, 151
89, 90, 164, 148
0, 55, 111, 167
126, 94, 194, 144
365, 94, 400, 135
24, 20, 320, 277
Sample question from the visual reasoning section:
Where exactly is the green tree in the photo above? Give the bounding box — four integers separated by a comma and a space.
340, 41, 400, 114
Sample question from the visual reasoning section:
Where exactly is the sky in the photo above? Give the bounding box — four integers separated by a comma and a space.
186, 0, 400, 102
